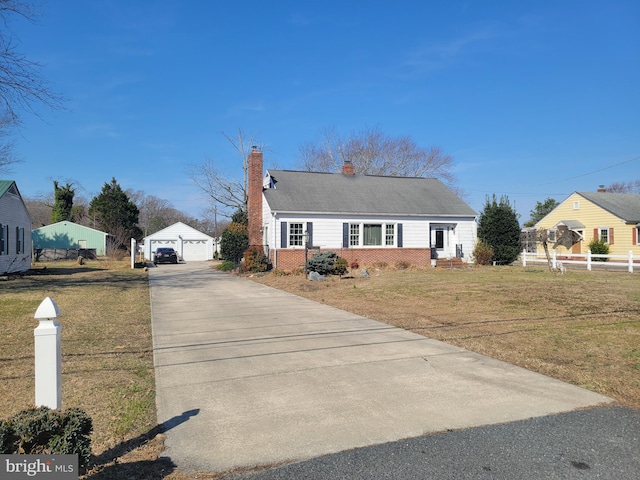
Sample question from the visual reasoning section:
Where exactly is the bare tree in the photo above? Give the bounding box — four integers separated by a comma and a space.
23, 195, 51, 227
297, 126, 457, 187
126, 189, 198, 236
0, 111, 17, 172
0, 1, 63, 172
604, 180, 640, 193
187, 129, 263, 217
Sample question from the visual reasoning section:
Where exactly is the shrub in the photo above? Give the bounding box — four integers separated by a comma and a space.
220, 209, 249, 264
216, 260, 236, 271
333, 257, 348, 276
350, 260, 360, 270
588, 238, 610, 262
395, 260, 410, 270
220, 222, 248, 264
242, 246, 269, 272
307, 252, 338, 275
307, 252, 348, 276
473, 240, 494, 265
372, 261, 388, 269
1, 407, 92, 471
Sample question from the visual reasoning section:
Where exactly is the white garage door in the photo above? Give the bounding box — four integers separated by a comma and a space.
152, 240, 177, 251
182, 240, 209, 261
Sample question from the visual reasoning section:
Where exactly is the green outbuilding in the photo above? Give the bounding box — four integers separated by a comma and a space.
32, 221, 110, 258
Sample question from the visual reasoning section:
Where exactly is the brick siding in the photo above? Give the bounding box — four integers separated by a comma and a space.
271, 247, 433, 270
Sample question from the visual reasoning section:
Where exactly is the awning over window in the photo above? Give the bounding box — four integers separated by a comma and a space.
554, 220, 585, 230
553, 220, 584, 248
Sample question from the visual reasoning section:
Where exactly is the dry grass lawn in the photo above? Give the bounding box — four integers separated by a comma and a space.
1, 260, 638, 479
249, 264, 640, 409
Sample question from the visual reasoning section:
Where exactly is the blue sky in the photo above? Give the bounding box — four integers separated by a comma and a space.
5, 0, 640, 223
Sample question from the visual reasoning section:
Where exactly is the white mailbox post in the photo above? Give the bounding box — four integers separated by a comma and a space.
34, 297, 62, 410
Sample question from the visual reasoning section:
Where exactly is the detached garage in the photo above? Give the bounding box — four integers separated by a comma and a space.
143, 222, 215, 262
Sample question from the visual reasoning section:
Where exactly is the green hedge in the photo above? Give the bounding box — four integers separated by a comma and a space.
0, 407, 92, 471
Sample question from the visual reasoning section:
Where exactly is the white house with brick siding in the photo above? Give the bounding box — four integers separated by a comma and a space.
0, 180, 31, 274
246, 149, 478, 270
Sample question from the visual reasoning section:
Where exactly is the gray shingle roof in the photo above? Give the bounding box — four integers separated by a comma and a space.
263, 170, 476, 217
578, 191, 640, 223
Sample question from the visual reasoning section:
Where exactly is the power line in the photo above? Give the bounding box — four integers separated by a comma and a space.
465, 154, 640, 192
525, 154, 640, 187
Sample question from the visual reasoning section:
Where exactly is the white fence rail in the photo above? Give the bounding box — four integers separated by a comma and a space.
521, 249, 637, 273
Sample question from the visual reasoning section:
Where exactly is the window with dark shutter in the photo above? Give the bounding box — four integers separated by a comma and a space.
342, 223, 349, 248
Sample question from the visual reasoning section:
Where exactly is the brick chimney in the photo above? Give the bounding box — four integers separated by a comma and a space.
342, 160, 355, 175
597, 185, 606, 193
247, 147, 263, 246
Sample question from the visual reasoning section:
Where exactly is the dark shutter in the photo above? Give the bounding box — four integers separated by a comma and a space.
343, 223, 349, 248
633, 227, 637, 246
593, 228, 598, 241
306, 222, 313, 246
281, 222, 287, 248
609, 228, 614, 245
397, 223, 403, 248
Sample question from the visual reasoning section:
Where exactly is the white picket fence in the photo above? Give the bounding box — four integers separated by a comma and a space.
521, 249, 637, 273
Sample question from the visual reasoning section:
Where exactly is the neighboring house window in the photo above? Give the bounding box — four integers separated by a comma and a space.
289, 223, 304, 246
636, 226, 640, 246
16, 227, 22, 254
547, 229, 557, 243
363, 224, 382, 246
385, 224, 395, 246
573, 201, 579, 210
350, 224, 360, 246
599, 228, 609, 244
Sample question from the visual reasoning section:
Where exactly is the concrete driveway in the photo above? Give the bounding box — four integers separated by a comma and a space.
149, 262, 613, 474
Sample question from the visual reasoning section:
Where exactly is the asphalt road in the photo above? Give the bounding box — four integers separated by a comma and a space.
232, 406, 640, 480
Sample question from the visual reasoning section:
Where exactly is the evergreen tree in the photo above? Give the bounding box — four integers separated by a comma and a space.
523, 197, 559, 227
88, 178, 142, 243
477, 195, 521, 265
220, 209, 248, 263
51, 181, 75, 223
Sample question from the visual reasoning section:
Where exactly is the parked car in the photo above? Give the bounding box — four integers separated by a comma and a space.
153, 247, 178, 264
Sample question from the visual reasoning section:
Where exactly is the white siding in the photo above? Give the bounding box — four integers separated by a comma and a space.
263, 199, 477, 262
0, 185, 32, 274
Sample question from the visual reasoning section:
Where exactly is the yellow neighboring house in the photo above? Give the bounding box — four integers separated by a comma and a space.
535, 190, 640, 257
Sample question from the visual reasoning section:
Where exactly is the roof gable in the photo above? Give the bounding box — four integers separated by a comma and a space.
0, 180, 20, 199
577, 192, 640, 223
263, 170, 476, 217
145, 222, 213, 240
32, 221, 108, 236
